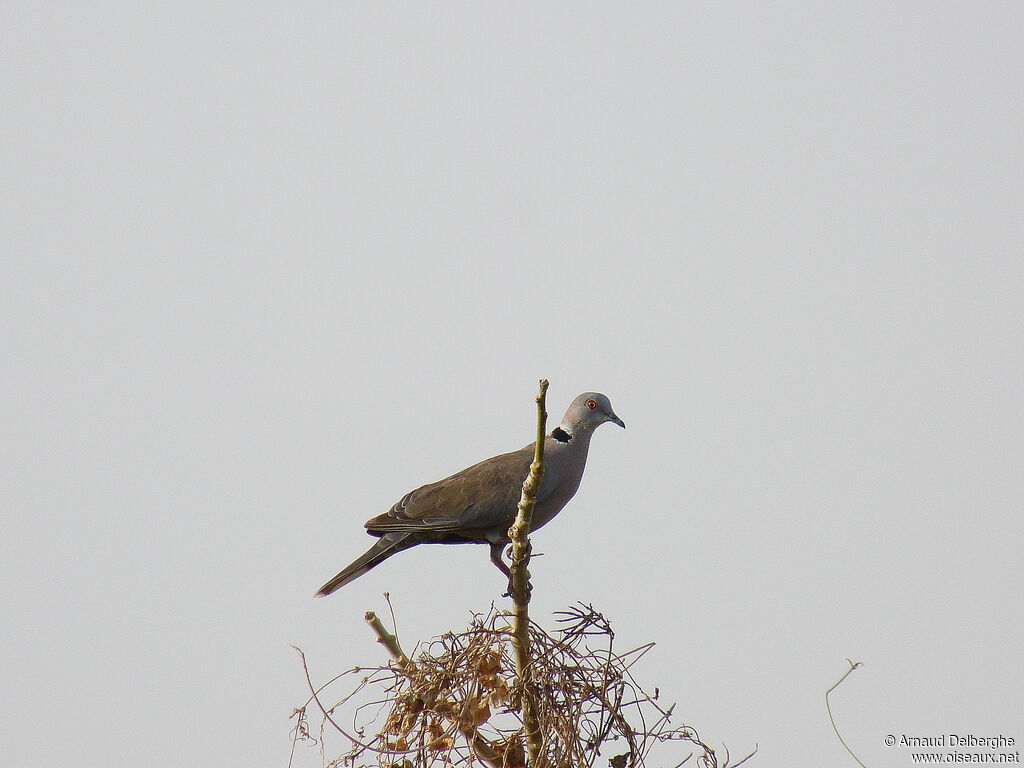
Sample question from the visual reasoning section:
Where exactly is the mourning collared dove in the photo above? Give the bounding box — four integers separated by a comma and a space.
316, 392, 624, 596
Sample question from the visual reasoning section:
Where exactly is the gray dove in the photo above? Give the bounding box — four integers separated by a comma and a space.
316, 392, 624, 596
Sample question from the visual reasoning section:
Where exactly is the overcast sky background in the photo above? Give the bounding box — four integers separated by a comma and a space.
3, 3, 1022, 766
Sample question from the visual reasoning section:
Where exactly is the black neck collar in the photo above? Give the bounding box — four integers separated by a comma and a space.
551, 426, 572, 443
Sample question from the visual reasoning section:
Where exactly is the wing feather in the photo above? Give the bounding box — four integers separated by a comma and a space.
365, 447, 534, 537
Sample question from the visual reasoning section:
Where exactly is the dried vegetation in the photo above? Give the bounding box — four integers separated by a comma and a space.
291, 602, 752, 768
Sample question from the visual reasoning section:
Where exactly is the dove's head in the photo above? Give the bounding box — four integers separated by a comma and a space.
558, 392, 625, 437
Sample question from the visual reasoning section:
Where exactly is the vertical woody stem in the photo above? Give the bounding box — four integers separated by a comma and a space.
508, 378, 548, 766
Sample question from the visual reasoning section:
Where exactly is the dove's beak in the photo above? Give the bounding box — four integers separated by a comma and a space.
610, 414, 626, 429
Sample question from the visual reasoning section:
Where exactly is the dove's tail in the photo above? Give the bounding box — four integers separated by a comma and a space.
315, 532, 423, 597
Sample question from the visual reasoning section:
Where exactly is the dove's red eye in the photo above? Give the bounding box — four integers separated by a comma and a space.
586, 399, 598, 410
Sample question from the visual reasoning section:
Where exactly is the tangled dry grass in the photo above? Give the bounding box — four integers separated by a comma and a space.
291, 602, 753, 768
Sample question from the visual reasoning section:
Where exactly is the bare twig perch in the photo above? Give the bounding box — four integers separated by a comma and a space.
507, 379, 549, 765
508, 379, 549, 607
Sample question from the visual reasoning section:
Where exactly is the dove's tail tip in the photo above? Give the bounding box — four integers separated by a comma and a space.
314, 533, 421, 598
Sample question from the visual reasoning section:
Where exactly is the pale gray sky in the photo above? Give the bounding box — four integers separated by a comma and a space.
2, 3, 1022, 766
